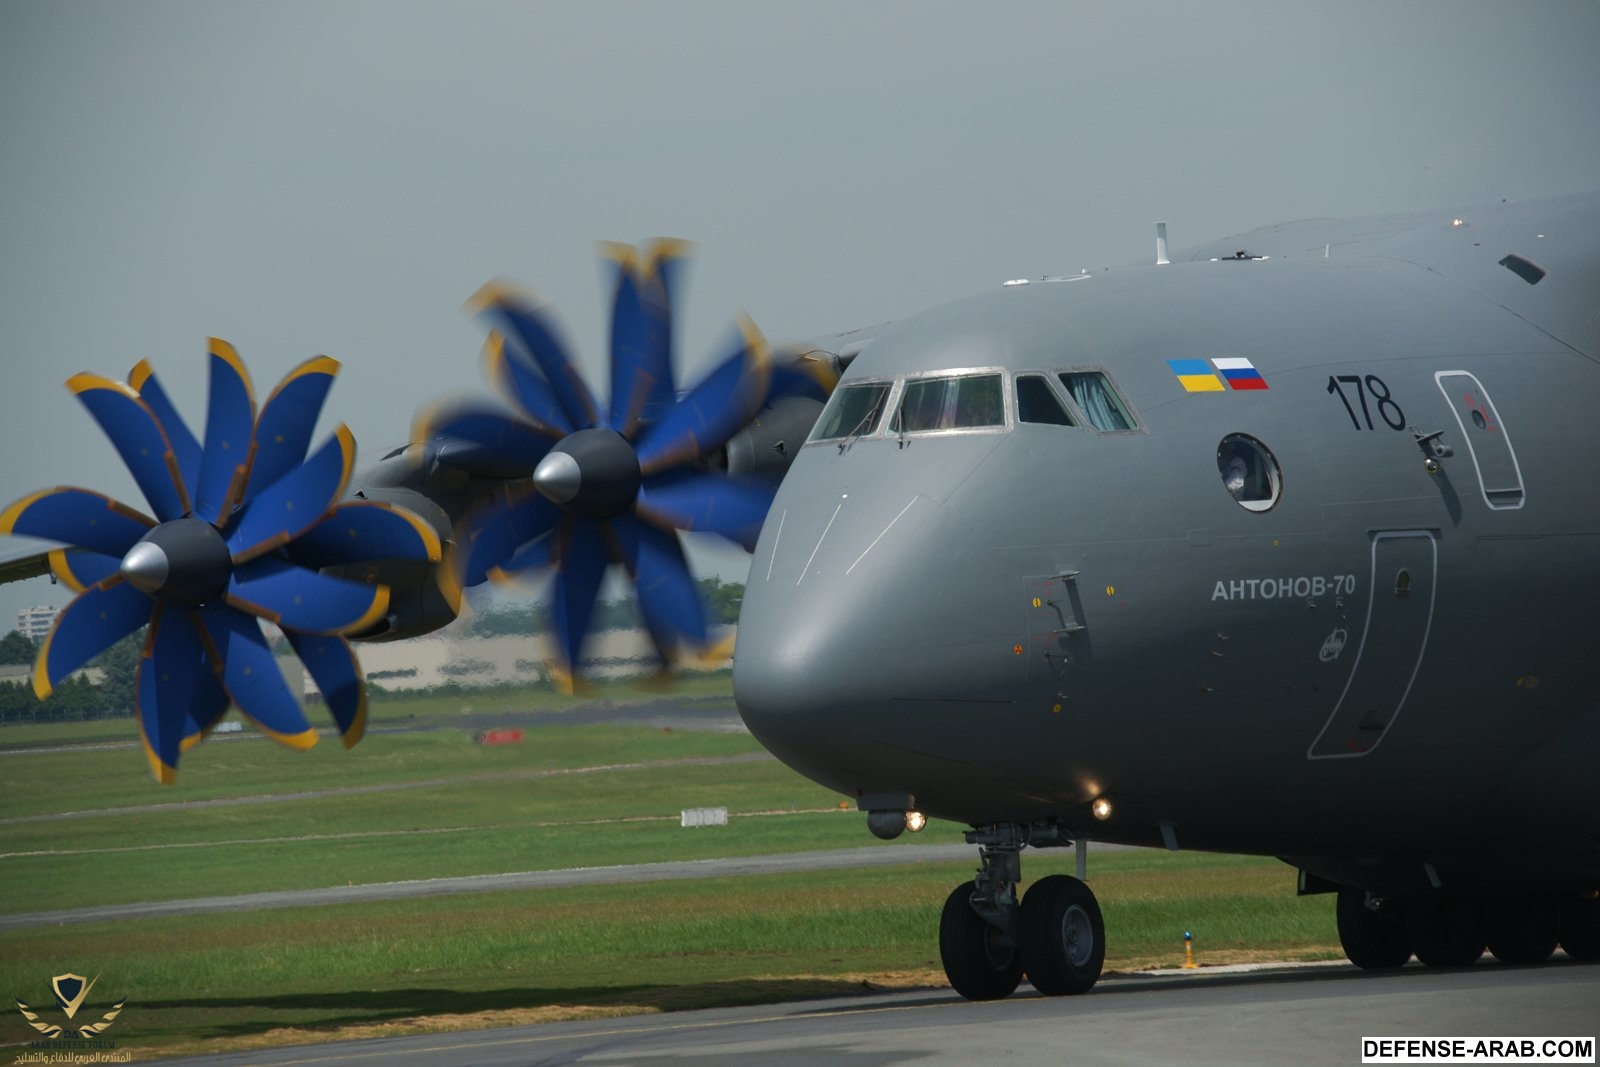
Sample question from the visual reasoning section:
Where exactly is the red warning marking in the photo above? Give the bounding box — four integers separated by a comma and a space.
477, 728, 524, 745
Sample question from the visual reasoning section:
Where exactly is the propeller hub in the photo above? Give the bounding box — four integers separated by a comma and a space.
535, 428, 642, 518
120, 541, 169, 595
532, 452, 581, 504
121, 516, 232, 606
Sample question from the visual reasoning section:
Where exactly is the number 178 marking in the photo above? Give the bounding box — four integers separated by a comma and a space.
1327, 374, 1406, 430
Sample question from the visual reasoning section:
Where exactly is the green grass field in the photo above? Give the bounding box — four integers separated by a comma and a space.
0, 692, 1341, 1060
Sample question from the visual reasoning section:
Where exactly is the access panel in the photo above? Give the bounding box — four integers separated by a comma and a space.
1435, 371, 1524, 509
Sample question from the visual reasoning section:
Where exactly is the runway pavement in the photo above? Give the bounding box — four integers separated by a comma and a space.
0, 841, 1014, 931
156, 958, 1599, 1067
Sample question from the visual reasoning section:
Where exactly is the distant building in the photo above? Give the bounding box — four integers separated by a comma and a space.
16, 606, 60, 643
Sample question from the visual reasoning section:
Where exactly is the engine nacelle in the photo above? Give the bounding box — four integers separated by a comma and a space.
338, 446, 508, 642
718, 395, 825, 479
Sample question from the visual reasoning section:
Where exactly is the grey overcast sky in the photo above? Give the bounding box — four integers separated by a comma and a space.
3, 0, 1598, 629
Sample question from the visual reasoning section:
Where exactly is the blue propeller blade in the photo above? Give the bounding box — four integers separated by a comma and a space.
635, 469, 775, 552
610, 514, 708, 666
481, 333, 572, 439
226, 555, 390, 635
178, 642, 232, 752
633, 316, 773, 475
550, 516, 609, 676
640, 238, 684, 412
194, 339, 258, 526
412, 398, 557, 478
469, 283, 600, 431
1, 486, 154, 556
48, 548, 123, 593
128, 360, 203, 498
33, 578, 150, 698
495, 531, 557, 581
136, 604, 212, 783
286, 500, 442, 569
226, 424, 355, 563
196, 603, 318, 749
68, 374, 191, 521
247, 355, 338, 502
285, 631, 366, 747
456, 487, 561, 586
605, 245, 674, 437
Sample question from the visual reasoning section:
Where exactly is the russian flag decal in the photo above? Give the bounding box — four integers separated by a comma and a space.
1212, 357, 1269, 390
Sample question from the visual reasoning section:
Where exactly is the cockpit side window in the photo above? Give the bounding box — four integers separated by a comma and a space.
891, 373, 1005, 433
1016, 375, 1076, 426
1058, 371, 1137, 432
808, 382, 892, 442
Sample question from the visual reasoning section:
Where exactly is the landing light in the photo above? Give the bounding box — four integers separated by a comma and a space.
1091, 795, 1114, 821
905, 810, 927, 833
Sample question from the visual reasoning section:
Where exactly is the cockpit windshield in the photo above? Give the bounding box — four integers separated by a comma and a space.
808, 382, 891, 442
891, 373, 1004, 433
808, 367, 1134, 447
1058, 371, 1136, 431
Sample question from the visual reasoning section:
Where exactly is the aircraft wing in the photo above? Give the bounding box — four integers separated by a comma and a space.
0, 541, 56, 586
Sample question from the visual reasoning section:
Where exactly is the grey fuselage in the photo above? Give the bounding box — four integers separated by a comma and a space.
734, 194, 1600, 898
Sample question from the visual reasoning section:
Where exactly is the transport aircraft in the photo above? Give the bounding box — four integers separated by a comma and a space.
3, 195, 1597, 1000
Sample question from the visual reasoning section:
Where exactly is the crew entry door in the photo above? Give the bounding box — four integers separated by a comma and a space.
1307, 531, 1437, 759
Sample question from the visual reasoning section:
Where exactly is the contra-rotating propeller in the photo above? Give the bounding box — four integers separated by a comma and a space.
0, 341, 440, 782
418, 240, 830, 684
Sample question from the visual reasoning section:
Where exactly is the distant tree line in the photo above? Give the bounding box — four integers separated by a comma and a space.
467, 578, 744, 638
0, 629, 140, 726
1, 578, 747, 725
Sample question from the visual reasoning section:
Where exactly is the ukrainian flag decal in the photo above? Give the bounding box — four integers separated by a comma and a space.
1167, 358, 1269, 392
1167, 359, 1224, 392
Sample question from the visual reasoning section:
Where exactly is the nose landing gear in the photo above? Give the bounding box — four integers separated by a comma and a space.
939, 823, 1106, 1001
938, 881, 1023, 1000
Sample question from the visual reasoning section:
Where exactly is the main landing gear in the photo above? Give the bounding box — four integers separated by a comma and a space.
1336, 886, 1600, 970
939, 824, 1106, 1001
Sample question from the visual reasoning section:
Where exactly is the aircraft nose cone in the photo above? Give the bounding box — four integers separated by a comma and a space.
734, 475, 1021, 805
120, 540, 169, 594
533, 452, 581, 504
534, 428, 642, 518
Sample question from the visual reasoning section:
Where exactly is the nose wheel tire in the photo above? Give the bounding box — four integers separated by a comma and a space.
1335, 887, 1412, 969
1406, 897, 1485, 967
938, 882, 1023, 1001
1020, 874, 1106, 995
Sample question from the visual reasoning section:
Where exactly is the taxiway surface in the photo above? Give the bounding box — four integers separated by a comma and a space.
158, 959, 1598, 1066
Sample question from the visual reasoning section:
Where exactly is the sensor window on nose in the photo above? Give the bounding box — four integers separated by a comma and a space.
1217, 432, 1282, 512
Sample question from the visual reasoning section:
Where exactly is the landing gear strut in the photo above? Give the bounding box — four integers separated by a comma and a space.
939, 823, 1105, 1001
